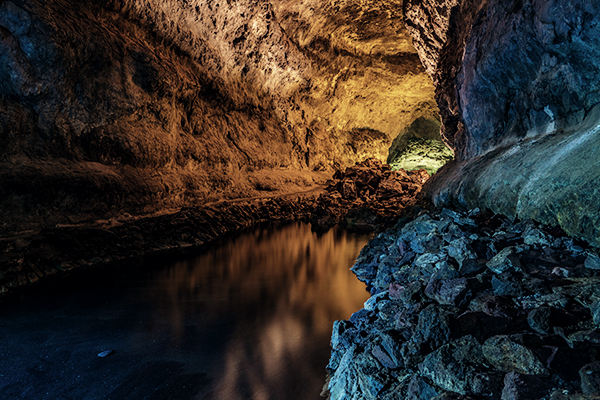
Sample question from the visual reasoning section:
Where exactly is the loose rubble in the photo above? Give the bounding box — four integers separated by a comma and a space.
326, 208, 600, 399
311, 158, 429, 231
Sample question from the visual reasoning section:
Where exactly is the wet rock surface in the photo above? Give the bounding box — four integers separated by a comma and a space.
327, 207, 600, 399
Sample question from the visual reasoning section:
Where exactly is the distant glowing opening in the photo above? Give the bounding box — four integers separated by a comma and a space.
386, 117, 454, 175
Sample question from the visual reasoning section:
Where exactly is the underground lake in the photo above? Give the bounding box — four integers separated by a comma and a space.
0, 222, 371, 400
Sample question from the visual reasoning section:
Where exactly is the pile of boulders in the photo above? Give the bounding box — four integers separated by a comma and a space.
311, 158, 430, 231
327, 208, 600, 399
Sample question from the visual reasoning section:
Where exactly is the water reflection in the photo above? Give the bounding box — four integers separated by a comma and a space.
0, 222, 370, 400
149, 222, 371, 399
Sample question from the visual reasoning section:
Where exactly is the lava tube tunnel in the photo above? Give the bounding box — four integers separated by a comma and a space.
1, 0, 600, 399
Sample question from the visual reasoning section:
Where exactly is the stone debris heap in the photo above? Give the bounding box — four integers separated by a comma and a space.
312, 158, 430, 231
327, 208, 600, 400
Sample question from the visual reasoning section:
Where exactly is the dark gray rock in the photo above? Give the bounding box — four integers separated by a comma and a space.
491, 276, 520, 296
585, 253, 600, 271
501, 372, 552, 400
372, 345, 399, 369
487, 247, 522, 274
378, 332, 404, 369
389, 281, 423, 305
407, 375, 439, 400
425, 277, 469, 306
580, 361, 600, 394
433, 261, 461, 281
447, 237, 477, 268
568, 330, 600, 345
459, 259, 487, 277
482, 335, 548, 376
415, 252, 448, 269
403, 304, 455, 365
527, 306, 552, 335
522, 224, 551, 247
419, 335, 502, 396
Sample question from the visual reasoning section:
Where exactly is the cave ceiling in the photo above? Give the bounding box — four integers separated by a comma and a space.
0, 0, 438, 228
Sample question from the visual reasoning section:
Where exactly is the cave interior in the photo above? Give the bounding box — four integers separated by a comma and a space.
2, 0, 600, 398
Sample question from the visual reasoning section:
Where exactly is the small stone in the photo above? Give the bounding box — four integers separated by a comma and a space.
364, 291, 387, 311
585, 253, 600, 270
501, 372, 552, 400
482, 335, 548, 376
527, 306, 551, 335
372, 345, 399, 369
407, 375, 439, 400
98, 350, 114, 358
459, 259, 486, 276
491, 276, 520, 296
434, 260, 461, 280
389, 282, 404, 299
448, 237, 477, 267
568, 329, 600, 345
551, 267, 570, 277
415, 252, 447, 268
425, 277, 469, 306
419, 335, 502, 396
580, 361, 600, 394
523, 224, 551, 246
487, 247, 522, 274
380, 332, 403, 368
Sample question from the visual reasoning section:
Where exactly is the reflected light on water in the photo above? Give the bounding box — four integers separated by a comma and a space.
148, 222, 371, 399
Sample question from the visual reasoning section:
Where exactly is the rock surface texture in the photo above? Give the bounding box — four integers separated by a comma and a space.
327, 208, 600, 399
404, 0, 600, 246
0, 0, 438, 232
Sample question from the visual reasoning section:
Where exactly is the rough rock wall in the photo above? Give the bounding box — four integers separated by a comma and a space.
272, 0, 439, 168
0, 0, 306, 230
0, 0, 436, 231
405, 0, 600, 245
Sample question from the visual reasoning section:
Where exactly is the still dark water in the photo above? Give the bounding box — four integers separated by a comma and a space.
0, 223, 371, 400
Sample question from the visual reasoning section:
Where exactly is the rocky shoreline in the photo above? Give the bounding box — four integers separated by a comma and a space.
326, 208, 600, 399
0, 195, 318, 297
0, 159, 429, 298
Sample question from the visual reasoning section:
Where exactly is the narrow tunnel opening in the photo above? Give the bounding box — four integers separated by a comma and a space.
386, 116, 454, 175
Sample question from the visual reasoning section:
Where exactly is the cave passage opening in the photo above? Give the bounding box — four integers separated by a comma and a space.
385, 116, 454, 176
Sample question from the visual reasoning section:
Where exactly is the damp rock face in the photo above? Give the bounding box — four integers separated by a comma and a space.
326, 208, 600, 399
405, 0, 600, 246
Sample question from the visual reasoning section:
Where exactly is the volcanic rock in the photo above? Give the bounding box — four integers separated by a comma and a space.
326, 208, 600, 399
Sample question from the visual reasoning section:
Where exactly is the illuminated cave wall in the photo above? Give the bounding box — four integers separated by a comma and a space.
0, 0, 438, 229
